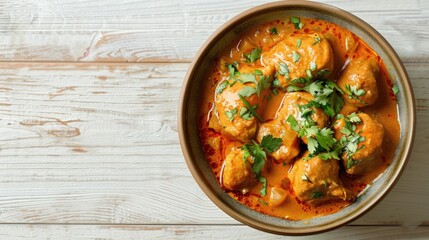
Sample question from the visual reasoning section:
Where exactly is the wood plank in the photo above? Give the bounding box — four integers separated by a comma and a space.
0, 224, 428, 239
0, 62, 427, 225
0, 0, 427, 62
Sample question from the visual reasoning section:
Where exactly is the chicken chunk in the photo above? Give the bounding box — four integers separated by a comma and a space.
222, 148, 256, 191
333, 112, 384, 175
214, 65, 274, 142
277, 92, 329, 144
288, 153, 352, 206
337, 58, 379, 107
262, 33, 334, 88
256, 120, 300, 164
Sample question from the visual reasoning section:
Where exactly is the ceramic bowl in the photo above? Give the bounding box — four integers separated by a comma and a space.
178, 1, 415, 235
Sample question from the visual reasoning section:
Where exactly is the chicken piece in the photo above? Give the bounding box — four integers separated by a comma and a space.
333, 113, 384, 175
277, 92, 329, 144
288, 153, 352, 206
262, 33, 334, 88
256, 120, 300, 164
222, 148, 256, 191
214, 65, 274, 142
337, 58, 379, 107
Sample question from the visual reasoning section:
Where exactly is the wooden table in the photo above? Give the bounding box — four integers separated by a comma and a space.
0, 0, 428, 239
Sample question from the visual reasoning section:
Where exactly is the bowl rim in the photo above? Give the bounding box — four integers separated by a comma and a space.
178, 0, 416, 235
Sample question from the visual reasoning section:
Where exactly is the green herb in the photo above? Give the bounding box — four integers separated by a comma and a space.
258, 176, 267, 196
227, 62, 239, 80
305, 69, 312, 78
287, 80, 344, 117
311, 191, 323, 199
239, 86, 257, 97
225, 108, 237, 121
310, 61, 317, 71
291, 77, 309, 84
292, 51, 301, 63
260, 134, 282, 153
345, 84, 366, 104
239, 107, 253, 120
278, 62, 290, 76
244, 47, 262, 63
216, 80, 228, 94
392, 85, 399, 95
313, 35, 321, 45
346, 158, 360, 169
286, 114, 300, 132
238, 94, 264, 122
238, 73, 258, 85
337, 113, 366, 168
270, 27, 278, 35
290, 16, 303, 29
296, 38, 302, 48
258, 199, 268, 205
301, 174, 312, 183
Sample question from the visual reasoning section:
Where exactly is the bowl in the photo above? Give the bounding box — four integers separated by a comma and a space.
178, 0, 415, 235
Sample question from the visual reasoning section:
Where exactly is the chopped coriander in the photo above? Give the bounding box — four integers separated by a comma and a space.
278, 62, 290, 76
270, 27, 278, 35
286, 115, 300, 132
392, 85, 399, 95
348, 112, 361, 123
310, 191, 323, 199
254, 69, 263, 75
306, 69, 312, 78
291, 77, 309, 84
238, 73, 258, 85
225, 108, 237, 121
216, 80, 228, 94
258, 176, 267, 196
301, 174, 312, 183
239, 107, 253, 120
296, 38, 302, 48
238, 94, 264, 122
273, 79, 280, 87
345, 84, 366, 104
347, 158, 359, 169
310, 61, 317, 71
292, 51, 301, 63
258, 199, 268, 205
260, 134, 282, 153
239, 86, 257, 97
227, 62, 239, 80
244, 47, 262, 63
313, 35, 321, 45
290, 16, 303, 29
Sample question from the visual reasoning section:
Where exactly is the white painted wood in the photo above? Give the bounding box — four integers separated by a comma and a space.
0, 0, 427, 62
0, 62, 427, 226
0, 224, 428, 240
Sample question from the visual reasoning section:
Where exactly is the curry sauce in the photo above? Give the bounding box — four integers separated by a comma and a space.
198, 17, 399, 220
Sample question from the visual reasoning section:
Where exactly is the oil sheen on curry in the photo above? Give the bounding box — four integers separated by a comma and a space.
198, 17, 400, 220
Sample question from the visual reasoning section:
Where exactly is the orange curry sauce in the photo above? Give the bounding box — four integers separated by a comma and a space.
198, 17, 399, 220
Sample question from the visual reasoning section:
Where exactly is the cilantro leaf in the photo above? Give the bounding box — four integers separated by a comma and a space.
239, 86, 257, 97
310, 61, 317, 71
258, 176, 267, 196
297, 38, 302, 48
260, 135, 282, 153
292, 51, 301, 63
244, 47, 262, 63
270, 27, 278, 35
216, 80, 228, 94
238, 73, 258, 85
290, 16, 303, 29
313, 35, 321, 45
392, 85, 399, 95
286, 114, 300, 132
307, 137, 319, 154
345, 84, 367, 104
225, 108, 237, 121
227, 62, 239, 80
238, 94, 264, 122
278, 62, 290, 76
239, 107, 253, 120
310, 191, 323, 199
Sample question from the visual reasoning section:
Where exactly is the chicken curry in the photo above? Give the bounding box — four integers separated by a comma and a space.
198, 16, 400, 220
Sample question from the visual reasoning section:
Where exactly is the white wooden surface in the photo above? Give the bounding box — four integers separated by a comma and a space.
0, 0, 428, 239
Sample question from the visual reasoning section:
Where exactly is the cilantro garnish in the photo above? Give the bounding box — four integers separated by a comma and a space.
244, 47, 262, 63
241, 135, 282, 196
296, 38, 302, 48
290, 16, 303, 29
310, 61, 317, 71
239, 86, 257, 97
345, 84, 366, 103
336, 113, 366, 168
310, 191, 323, 199
392, 85, 399, 95
270, 27, 278, 35
287, 80, 344, 117
238, 94, 264, 122
225, 108, 237, 121
227, 62, 239, 80
292, 51, 301, 63
313, 35, 321, 45
216, 80, 228, 94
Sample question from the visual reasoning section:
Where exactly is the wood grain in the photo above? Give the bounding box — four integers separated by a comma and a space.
0, 224, 428, 240
0, 0, 427, 62
0, 62, 427, 226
